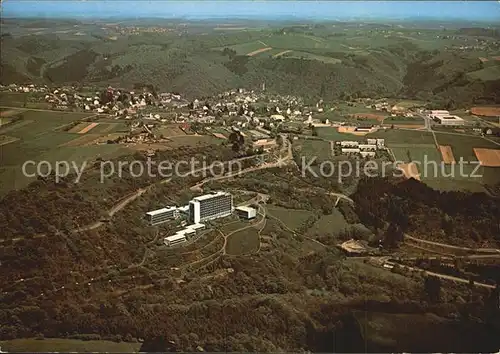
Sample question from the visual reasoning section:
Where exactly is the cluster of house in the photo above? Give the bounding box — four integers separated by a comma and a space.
336, 138, 386, 158
144, 191, 257, 247
105, 25, 172, 36
0, 83, 47, 93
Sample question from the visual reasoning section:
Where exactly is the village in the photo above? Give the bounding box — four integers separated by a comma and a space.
1, 83, 499, 160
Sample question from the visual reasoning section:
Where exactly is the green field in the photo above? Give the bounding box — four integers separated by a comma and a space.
383, 117, 424, 125
368, 129, 436, 145
434, 132, 499, 162
267, 205, 314, 231
0, 338, 141, 352
315, 127, 367, 141
390, 144, 441, 164
384, 132, 500, 192
467, 64, 500, 81
0, 109, 131, 195
225, 227, 260, 255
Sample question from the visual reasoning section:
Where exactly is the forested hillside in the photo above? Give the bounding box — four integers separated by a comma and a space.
2, 25, 500, 107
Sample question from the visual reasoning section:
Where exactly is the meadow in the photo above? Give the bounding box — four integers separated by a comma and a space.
266, 205, 314, 231
296, 138, 332, 161
306, 209, 349, 237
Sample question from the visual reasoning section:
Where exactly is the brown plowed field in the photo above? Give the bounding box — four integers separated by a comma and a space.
78, 122, 99, 134
470, 106, 500, 117
473, 148, 500, 167
439, 145, 456, 164
68, 122, 90, 133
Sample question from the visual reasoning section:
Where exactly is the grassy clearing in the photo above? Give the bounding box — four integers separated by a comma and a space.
267, 205, 314, 231
220, 220, 249, 234
0, 338, 141, 353
223, 41, 269, 55
225, 227, 260, 255
298, 139, 332, 161
281, 51, 342, 64
306, 209, 349, 236
467, 65, 500, 81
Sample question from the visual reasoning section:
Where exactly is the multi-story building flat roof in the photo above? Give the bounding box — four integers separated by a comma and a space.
146, 206, 177, 216
192, 191, 230, 202
165, 233, 186, 243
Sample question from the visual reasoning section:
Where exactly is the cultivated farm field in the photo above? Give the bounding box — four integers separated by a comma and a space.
0, 108, 131, 195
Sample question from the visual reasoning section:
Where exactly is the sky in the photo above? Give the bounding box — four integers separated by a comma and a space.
2, 1, 500, 21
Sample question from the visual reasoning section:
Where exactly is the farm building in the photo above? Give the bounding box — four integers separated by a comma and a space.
235, 206, 257, 220
145, 206, 178, 226
483, 128, 500, 137
376, 138, 385, 148
433, 115, 465, 126
355, 125, 374, 132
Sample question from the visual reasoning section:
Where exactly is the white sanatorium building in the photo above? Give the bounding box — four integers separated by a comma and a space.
189, 191, 233, 224
163, 223, 206, 247
145, 206, 178, 226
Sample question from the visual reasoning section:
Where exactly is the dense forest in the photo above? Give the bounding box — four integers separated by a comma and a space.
353, 177, 500, 248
